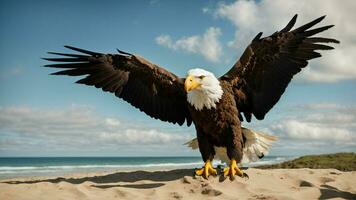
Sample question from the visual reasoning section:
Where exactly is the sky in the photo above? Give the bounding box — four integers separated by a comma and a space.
0, 0, 355, 157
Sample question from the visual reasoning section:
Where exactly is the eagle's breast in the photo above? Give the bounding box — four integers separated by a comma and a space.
188, 82, 239, 142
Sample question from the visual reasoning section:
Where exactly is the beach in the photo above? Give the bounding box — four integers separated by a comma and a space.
1, 154, 356, 200
1, 168, 356, 200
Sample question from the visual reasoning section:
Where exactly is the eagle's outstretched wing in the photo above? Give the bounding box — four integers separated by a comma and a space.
44, 46, 192, 126
221, 15, 339, 122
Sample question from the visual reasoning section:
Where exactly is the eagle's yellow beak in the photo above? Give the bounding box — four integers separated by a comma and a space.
185, 75, 201, 92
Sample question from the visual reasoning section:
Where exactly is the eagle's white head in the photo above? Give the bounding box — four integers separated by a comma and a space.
185, 68, 223, 110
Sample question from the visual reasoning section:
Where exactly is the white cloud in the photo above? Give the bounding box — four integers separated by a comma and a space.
202, 7, 210, 13
155, 27, 223, 62
99, 129, 186, 145
215, 0, 356, 82
298, 103, 347, 110
267, 104, 356, 145
0, 106, 191, 155
105, 118, 120, 127
271, 120, 353, 142
149, 0, 160, 5
156, 35, 172, 47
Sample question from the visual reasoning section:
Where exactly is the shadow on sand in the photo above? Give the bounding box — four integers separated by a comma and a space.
319, 184, 356, 200
2, 168, 194, 189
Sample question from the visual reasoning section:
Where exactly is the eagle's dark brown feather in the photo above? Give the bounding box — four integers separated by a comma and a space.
221, 14, 339, 121
43, 46, 192, 126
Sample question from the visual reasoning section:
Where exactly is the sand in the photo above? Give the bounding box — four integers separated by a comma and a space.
1, 168, 355, 200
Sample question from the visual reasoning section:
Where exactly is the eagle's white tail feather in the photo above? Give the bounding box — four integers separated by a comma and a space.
241, 128, 278, 163
184, 127, 278, 164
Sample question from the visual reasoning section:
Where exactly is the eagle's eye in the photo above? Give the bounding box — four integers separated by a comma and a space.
198, 75, 205, 79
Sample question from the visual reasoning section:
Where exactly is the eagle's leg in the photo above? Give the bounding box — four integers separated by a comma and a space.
223, 125, 248, 180
195, 159, 217, 178
223, 159, 248, 180
195, 126, 217, 179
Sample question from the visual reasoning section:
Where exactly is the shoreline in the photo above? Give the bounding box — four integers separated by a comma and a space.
0, 155, 294, 180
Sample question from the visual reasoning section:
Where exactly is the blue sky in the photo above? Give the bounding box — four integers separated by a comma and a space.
0, 0, 355, 157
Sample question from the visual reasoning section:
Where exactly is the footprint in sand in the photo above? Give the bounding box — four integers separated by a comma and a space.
320, 177, 335, 184
171, 192, 183, 199
249, 194, 278, 200
181, 176, 191, 184
201, 185, 222, 196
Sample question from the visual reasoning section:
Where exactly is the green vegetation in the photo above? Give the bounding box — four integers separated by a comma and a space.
257, 153, 356, 171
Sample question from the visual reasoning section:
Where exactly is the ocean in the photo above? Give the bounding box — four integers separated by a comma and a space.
0, 156, 293, 179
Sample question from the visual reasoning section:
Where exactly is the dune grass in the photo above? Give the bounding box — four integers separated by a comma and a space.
257, 152, 356, 171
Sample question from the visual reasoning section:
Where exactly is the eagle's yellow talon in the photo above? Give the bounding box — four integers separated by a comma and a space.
195, 160, 217, 179
223, 159, 246, 180
223, 167, 229, 177
195, 168, 204, 176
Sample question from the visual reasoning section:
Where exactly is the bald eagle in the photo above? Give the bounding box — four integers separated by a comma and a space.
44, 15, 338, 180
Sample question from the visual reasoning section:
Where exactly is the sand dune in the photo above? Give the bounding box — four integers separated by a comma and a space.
1, 168, 356, 200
